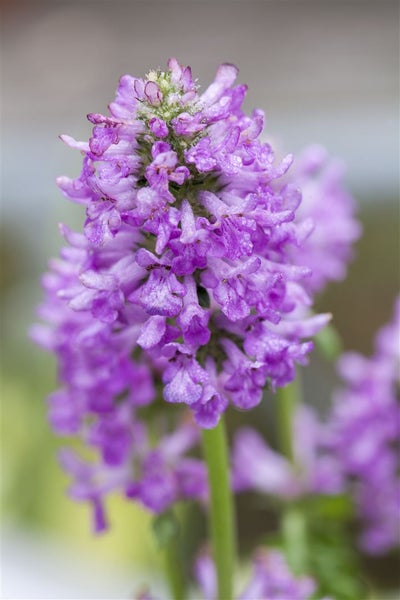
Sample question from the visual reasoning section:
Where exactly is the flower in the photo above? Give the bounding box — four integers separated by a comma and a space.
232, 298, 400, 557
33, 58, 330, 524
59, 417, 207, 530
194, 548, 317, 600
238, 550, 316, 600
330, 296, 400, 554
232, 406, 343, 499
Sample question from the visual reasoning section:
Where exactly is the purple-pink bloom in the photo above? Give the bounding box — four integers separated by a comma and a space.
232, 406, 343, 499
36, 59, 329, 422
238, 550, 316, 600
232, 427, 298, 496
194, 548, 317, 600
163, 351, 209, 405
288, 144, 361, 294
32, 58, 333, 524
330, 296, 400, 554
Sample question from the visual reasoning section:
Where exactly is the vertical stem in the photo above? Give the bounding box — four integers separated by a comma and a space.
276, 376, 301, 463
201, 416, 236, 600
164, 530, 185, 600
281, 504, 308, 575
276, 373, 308, 575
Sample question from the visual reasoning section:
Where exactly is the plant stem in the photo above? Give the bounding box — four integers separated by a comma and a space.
201, 417, 236, 600
164, 528, 185, 600
276, 376, 301, 463
281, 504, 308, 575
276, 374, 308, 574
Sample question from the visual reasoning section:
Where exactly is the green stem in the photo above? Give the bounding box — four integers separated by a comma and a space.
276, 377, 302, 463
281, 504, 308, 575
164, 529, 185, 600
201, 417, 236, 600
276, 375, 308, 574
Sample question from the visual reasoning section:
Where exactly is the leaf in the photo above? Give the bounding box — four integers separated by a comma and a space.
307, 519, 369, 600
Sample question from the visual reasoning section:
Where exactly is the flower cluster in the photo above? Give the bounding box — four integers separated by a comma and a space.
33, 59, 366, 530
37, 58, 330, 428
60, 419, 207, 532
195, 549, 317, 600
32, 56, 391, 599
31, 223, 206, 529
32, 58, 338, 526
330, 297, 400, 554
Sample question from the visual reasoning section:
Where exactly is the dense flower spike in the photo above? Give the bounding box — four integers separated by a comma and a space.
33, 59, 332, 527
330, 297, 400, 554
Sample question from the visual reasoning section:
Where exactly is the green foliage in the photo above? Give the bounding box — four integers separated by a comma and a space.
282, 505, 308, 575
307, 493, 354, 521
308, 522, 367, 599
266, 496, 369, 600
306, 497, 369, 600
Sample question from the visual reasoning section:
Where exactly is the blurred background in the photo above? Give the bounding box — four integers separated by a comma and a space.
1, 1, 399, 598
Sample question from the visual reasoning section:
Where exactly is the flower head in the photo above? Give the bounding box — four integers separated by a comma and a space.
33, 59, 331, 525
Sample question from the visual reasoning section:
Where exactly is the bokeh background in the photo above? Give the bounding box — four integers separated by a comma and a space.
1, 1, 399, 598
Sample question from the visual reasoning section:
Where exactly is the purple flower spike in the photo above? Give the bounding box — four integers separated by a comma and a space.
33, 58, 337, 526
330, 296, 400, 554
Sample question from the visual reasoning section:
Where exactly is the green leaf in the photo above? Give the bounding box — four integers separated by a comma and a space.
307, 519, 368, 600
